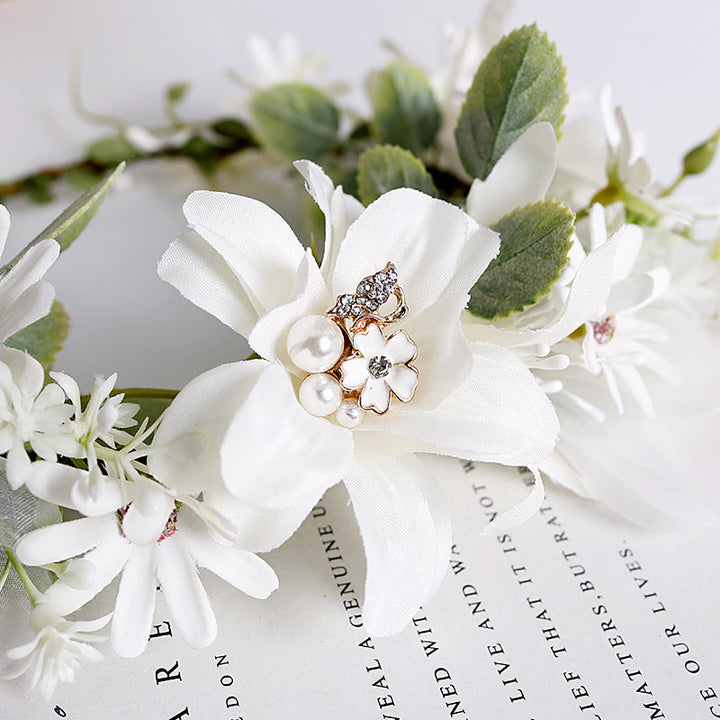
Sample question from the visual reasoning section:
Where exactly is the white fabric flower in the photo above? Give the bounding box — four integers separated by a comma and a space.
157, 160, 558, 635
0, 347, 74, 489
0, 603, 110, 699
0, 205, 60, 343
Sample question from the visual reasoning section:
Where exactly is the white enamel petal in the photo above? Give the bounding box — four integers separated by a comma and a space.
157, 537, 217, 648
383, 330, 416, 365
353, 323, 387, 358
376, 344, 559, 466
148, 360, 269, 495
42, 538, 130, 616
339, 356, 370, 390
112, 546, 158, 658
386, 364, 419, 402
360, 377, 391, 413
157, 230, 259, 336
344, 453, 451, 636
248, 249, 331, 371
178, 508, 278, 598
403, 292, 472, 410
332, 189, 497, 315
15, 515, 119, 565
466, 122, 558, 227
182, 190, 305, 316
220, 363, 352, 508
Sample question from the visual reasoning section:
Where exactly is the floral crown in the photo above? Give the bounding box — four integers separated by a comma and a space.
0, 4, 718, 703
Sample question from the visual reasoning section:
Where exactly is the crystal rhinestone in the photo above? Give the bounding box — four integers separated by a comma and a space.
364, 298, 379, 311
368, 355, 392, 379
357, 280, 371, 296
351, 302, 365, 315
386, 267, 398, 283
374, 271, 387, 284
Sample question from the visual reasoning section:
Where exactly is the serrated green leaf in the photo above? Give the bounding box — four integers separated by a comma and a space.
2, 164, 124, 276
250, 83, 340, 162
5, 301, 69, 371
455, 24, 568, 180
369, 60, 441, 155
468, 200, 574, 319
115, 388, 178, 428
88, 137, 137, 167
357, 145, 437, 205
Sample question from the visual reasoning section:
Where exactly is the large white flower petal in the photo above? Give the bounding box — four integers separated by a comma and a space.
610, 223, 643, 282
248, 249, 331, 371
0, 345, 45, 396
112, 545, 158, 658
0, 204, 9, 257
203, 483, 323, 552
178, 508, 278, 598
148, 359, 269, 495
157, 230, 259, 336
344, 452, 451, 636
375, 344, 558, 466
157, 538, 217, 648
220, 363, 352, 508
0, 282, 56, 342
182, 190, 305, 317
332, 189, 497, 315
466, 122, 557, 227
403, 292, 472, 409
0, 238, 59, 313
15, 515, 119, 565
121, 491, 175, 546
43, 537, 131, 616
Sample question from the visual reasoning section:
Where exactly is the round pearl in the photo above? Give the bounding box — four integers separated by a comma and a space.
299, 373, 343, 417
335, 399, 365, 428
287, 315, 345, 373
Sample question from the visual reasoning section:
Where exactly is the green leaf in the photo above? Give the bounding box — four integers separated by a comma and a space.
211, 118, 254, 142
2, 164, 124, 276
250, 83, 340, 162
115, 388, 178, 428
88, 136, 137, 167
683, 127, 720, 176
20, 175, 54, 204
468, 200, 574, 320
455, 24, 568, 180
369, 60, 441, 154
357, 145, 437, 205
65, 166, 103, 190
166, 82, 189, 104
5, 301, 69, 371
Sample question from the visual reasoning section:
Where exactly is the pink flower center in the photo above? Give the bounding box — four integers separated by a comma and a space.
591, 315, 616, 345
116, 504, 179, 543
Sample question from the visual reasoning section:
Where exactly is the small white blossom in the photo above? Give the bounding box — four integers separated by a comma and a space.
0, 603, 110, 699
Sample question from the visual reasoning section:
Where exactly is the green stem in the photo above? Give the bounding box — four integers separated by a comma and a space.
659, 173, 686, 198
3, 547, 43, 606
0, 557, 10, 594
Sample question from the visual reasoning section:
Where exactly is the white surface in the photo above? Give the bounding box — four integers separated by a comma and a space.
0, 0, 719, 389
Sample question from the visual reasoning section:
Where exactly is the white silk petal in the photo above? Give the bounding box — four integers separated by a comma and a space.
479, 468, 545, 535
332, 189, 496, 315
43, 537, 131, 616
0, 345, 45, 395
248, 249, 331, 371
605, 274, 655, 316
353, 323, 386, 358
466, 122, 558, 227
148, 360, 269, 495
610, 223, 643, 282
0, 204, 9, 257
361, 377, 391, 413
112, 546, 158, 658
157, 538, 217, 648
0, 282, 56, 342
0, 238, 59, 310
182, 190, 305, 316
220, 363, 353, 508
157, 230, 259, 336
339, 356, 370, 390
387, 365, 418, 402
178, 509, 278, 598
403, 292, 472, 410
344, 453, 451, 636
384, 330, 417, 365
376, 344, 558, 466
15, 515, 119, 565
121, 492, 175, 546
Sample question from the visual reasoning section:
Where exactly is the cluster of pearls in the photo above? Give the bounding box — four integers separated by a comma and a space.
288, 314, 366, 427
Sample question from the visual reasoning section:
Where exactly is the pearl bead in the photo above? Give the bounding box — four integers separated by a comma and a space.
335, 399, 365, 428
299, 373, 343, 417
287, 315, 345, 373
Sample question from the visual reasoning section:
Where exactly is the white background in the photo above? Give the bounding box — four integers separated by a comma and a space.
1, 0, 719, 390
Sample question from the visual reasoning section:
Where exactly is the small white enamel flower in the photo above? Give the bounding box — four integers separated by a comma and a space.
340, 324, 418, 414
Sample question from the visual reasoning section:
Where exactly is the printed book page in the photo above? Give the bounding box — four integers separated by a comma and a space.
2, 458, 719, 719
